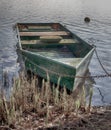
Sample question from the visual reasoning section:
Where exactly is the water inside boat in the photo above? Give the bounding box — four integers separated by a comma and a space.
26, 46, 82, 67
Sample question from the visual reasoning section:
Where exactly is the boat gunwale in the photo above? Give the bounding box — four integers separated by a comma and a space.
75, 47, 95, 69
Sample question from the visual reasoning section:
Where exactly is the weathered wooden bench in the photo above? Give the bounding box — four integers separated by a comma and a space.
20, 31, 69, 36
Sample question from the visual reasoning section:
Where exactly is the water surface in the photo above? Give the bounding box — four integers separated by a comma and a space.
0, 0, 111, 105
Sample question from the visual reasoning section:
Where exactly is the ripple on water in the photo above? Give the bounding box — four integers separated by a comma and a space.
0, 0, 111, 105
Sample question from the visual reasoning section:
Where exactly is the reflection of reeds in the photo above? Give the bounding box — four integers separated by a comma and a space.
0, 73, 93, 127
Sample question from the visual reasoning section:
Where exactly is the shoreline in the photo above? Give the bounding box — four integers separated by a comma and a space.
0, 105, 111, 130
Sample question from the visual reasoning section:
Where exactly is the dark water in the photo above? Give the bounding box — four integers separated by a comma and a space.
0, 0, 111, 106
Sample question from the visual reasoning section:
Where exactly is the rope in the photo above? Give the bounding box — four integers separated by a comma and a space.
22, 51, 111, 79
95, 48, 110, 76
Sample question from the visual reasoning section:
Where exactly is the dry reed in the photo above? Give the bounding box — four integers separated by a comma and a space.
0, 73, 93, 128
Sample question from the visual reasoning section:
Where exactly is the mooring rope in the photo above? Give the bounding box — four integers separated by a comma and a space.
95, 48, 110, 76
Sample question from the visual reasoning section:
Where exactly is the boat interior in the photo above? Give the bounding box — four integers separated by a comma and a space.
17, 23, 93, 67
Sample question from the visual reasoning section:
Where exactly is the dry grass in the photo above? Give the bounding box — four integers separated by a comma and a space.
0, 73, 93, 129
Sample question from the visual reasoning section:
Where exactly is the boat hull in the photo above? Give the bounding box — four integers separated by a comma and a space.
16, 23, 95, 91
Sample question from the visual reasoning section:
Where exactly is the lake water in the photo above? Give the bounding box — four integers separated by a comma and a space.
0, 0, 111, 106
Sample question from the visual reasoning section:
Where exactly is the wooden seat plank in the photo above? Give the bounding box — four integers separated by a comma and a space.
20, 31, 69, 36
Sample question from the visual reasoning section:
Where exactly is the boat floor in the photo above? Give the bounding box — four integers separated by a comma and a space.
28, 47, 82, 67
53, 58, 82, 67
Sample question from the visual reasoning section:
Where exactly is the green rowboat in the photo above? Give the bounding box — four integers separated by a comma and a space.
16, 23, 95, 91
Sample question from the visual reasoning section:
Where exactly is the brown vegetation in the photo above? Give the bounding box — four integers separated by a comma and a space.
0, 74, 111, 130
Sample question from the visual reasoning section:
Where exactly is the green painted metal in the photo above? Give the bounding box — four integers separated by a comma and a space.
16, 23, 95, 91
22, 50, 76, 90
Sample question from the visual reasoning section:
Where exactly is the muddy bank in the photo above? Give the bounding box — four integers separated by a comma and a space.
0, 106, 111, 130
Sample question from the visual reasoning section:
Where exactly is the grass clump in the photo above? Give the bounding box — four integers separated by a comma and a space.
0, 73, 93, 129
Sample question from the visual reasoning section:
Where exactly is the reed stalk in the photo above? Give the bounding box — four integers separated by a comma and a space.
87, 87, 93, 112
54, 77, 61, 104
